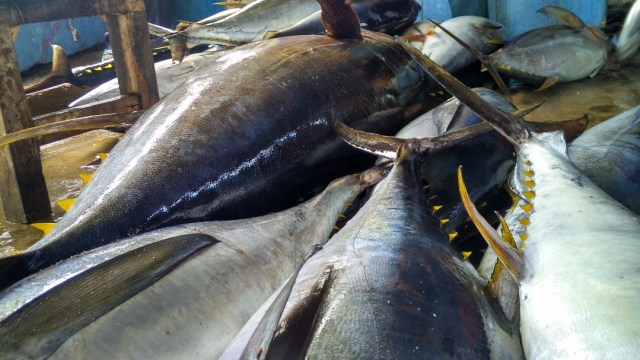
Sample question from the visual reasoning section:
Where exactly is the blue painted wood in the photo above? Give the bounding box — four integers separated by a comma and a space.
14, 16, 107, 72
172, 0, 226, 25
417, 0, 488, 21
488, 0, 607, 37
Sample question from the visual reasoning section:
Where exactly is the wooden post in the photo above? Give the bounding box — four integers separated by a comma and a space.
106, 10, 159, 109
0, 25, 51, 223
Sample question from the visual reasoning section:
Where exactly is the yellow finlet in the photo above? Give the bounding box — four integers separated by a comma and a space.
432, 205, 443, 214
344, 201, 352, 207
98, 153, 108, 162
520, 203, 533, 213
104, 63, 113, 69
32, 223, 56, 236
519, 233, 528, 241
95, 66, 103, 71
523, 180, 535, 188
79, 172, 93, 185
523, 170, 534, 178
458, 166, 524, 282
439, 218, 449, 225
338, 213, 346, 219
523, 160, 532, 166
448, 231, 458, 241
518, 217, 531, 227
523, 191, 535, 201
57, 198, 76, 212
462, 251, 472, 260
332, 225, 341, 231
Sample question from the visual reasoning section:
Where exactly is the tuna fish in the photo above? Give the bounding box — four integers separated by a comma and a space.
616, 0, 640, 64
403, 16, 507, 74
489, 6, 609, 90
569, 105, 640, 214
69, 48, 227, 107
0, 0, 438, 290
255, 134, 523, 359
1, 166, 388, 359
267, 0, 420, 39
409, 40, 640, 359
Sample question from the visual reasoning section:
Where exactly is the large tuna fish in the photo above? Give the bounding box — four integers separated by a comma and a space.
0, 166, 388, 359
411, 41, 640, 359
0, 0, 438, 289
251, 136, 523, 359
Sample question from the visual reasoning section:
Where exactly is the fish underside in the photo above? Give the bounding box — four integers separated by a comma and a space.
0, 168, 386, 359
262, 144, 522, 359
490, 25, 607, 84
411, 42, 640, 358
0, 15, 439, 289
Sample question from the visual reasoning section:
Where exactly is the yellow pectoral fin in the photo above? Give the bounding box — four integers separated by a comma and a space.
458, 166, 524, 282
32, 223, 56, 236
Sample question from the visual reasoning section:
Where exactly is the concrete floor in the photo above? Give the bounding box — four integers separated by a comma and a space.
1, 48, 639, 256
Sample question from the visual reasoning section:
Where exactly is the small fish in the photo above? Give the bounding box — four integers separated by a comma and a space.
489, 6, 609, 90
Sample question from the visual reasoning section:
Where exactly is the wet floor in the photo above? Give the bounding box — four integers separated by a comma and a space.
1, 48, 639, 256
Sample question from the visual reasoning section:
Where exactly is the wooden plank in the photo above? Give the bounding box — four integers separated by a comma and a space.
105, 10, 159, 109
32, 94, 140, 127
0, 0, 145, 27
0, 24, 50, 223
26, 83, 93, 117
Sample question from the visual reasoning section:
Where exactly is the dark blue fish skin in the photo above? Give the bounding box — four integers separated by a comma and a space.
0, 30, 438, 290
268, 144, 522, 359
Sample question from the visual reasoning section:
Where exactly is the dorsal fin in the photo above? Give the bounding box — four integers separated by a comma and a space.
538, 6, 586, 30
317, 0, 362, 40
50, 45, 72, 78
23, 45, 73, 93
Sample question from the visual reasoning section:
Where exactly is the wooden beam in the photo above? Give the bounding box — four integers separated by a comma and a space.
26, 83, 93, 117
0, 24, 50, 223
0, 0, 146, 27
33, 94, 140, 126
105, 11, 159, 109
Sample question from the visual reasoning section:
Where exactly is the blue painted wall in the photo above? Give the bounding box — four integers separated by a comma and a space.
172, 0, 226, 25
14, 16, 108, 72
417, 0, 607, 37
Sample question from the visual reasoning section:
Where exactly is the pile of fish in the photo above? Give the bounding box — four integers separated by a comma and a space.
2, 0, 640, 358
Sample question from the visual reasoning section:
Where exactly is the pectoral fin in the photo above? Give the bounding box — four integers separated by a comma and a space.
536, 75, 560, 91
240, 245, 323, 360
265, 265, 334, 359
458, 167, 524, 282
